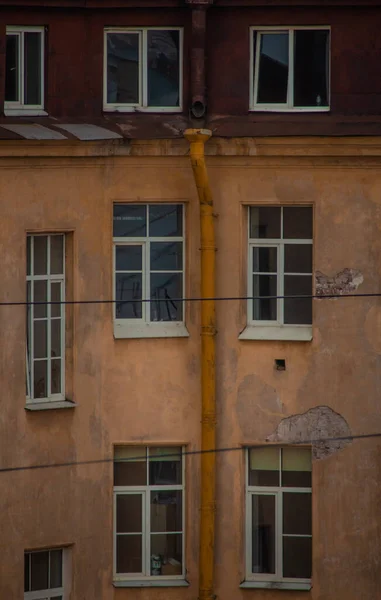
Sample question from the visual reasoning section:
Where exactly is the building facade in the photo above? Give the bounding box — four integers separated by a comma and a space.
0, 1, 380, 599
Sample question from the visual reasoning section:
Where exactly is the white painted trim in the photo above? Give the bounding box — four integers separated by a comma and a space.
114, 579, 189, 587
25, 400, 76, 411
4, 109, 48, 116
239, 325, 312, 341
114, 322, 189, 339
103, 27, 183, 112
240, 581, 311, 591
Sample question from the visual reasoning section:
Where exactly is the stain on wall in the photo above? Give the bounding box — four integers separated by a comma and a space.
266, 406, 352, 460
315, 268, 363, 296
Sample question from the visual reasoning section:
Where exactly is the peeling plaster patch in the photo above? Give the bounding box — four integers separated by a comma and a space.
266, 406, 352, 460
315, 268, 363, 296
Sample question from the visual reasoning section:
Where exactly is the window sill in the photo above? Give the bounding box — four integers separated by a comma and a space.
25, 400, 76, 411
114, 322, 189, 339
113, 579, 189, 588
239, 325, 312, 342
249, 106, 330, 113
4, 108, 48, 117
240, 581, 311, 591
103, 106, 182, 114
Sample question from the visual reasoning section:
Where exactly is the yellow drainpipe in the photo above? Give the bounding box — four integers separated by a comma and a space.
184, 129, 216, 600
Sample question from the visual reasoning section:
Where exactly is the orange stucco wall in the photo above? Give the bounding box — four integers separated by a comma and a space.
0, 138, 380, 599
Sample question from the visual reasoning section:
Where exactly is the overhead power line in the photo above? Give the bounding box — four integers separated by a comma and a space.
2, 431, 381, 475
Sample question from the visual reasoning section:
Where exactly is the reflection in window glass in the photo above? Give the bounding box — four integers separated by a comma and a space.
107, 33, 140, 104
294, 30, 329, 107
257, 33, 289, 104
5, 28, 44, 108
5, 35, 19, 102
147, 30, 180, 107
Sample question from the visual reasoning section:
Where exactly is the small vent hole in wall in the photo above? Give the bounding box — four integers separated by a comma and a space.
275, 359, 286, 371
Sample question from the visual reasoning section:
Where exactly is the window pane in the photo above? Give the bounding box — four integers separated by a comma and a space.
51, 320, 61, 357
282, 447, 312, 487
249, 447, 279, 486
117, 494, 142, 533
283, 207, 313, 239
253, 275, 277, 321
284, 275, 312, 325
34, 360, 47, 398
25, 32, 42, 105
115, 273, 142, 319
257, 33, 289, 104
294, 30, 329, 107
24, 553, 30, 592
51, 283, 61, 318
49, 549, 62, 588
253, 247, 277, 273
114, 446, 147, 486
149, 447, 182, 485
285, 245, 312, 274
34, 320, 47, 358
5, 34, 19, 101
283, 492, 311, 535
107, 33, 139, 104
283, 536, 312, 578
151, 242, 182, 271
33, 236, 48, 275
116, 245, 142, 271
150, 534, 182, 575
147, 30, 180, 107
151, 491, 182, 532
150, 273, 182, 322
250, 207, 281, 239
113, 204, 146, 237
116, 535, 142, 574
149, 204, 183, 237
27, 237, 31, 276
51, 359, 61, 395
251, 495, 276, 574
50, 236, 64, 275
34, 280, 47, 318
31, 551, 49, 591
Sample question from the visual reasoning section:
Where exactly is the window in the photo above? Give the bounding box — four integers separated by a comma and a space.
241, 206, 312, 341
104, 28, 182, 112
251, 27, 330, 111
26, 235, 65, 403
24, 548, 64, 599
113, 204, 187, 338
5, 26, 45, 114
114, 446, 185, 582
246, 447, 312, 589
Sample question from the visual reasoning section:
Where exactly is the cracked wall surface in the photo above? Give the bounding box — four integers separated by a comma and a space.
315, 268, 363, 296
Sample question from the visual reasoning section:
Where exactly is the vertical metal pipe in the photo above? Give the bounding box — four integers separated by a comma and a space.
184, 128, 216, 600
190, 7, 207, 118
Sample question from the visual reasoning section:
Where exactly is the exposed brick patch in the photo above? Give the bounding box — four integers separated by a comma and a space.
315, 268, 363, 296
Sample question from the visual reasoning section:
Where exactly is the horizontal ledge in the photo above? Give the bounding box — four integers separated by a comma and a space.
25, 400, 77, 411
240, 581, 311, 591
4, 109, 48, 117
114, 323, 190, 339
239, 325, 312, 341
113, 579, 189, 588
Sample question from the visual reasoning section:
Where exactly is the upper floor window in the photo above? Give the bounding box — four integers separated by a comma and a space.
246, 447, 312, 590
114, 446, 185, 582
26, 234, 65, 403
250, 27, 330, 112
113, 204, 187, 339
104, 28, 182, 112
24, 548, 64, 599
5, 26, 45, 115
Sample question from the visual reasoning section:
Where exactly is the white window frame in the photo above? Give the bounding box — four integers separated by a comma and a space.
239, 206, 313, 342
245, 448, 312, 588
113, 446, 185, 583
5, 26, 46, 116
24, 548, 65, 600
103, 27, 183, 113
26, 234, 65, 404
250, 26, 330, 112
113, 203, 188, 339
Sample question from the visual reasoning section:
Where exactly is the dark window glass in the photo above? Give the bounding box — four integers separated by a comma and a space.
253, 274, 277, 321
250, 207, 281, 239
150, 491, 182, 532
49, 550, 63, 588
252, 495, 276, 574
115, 273, 142, 319
150, 242, 182, 271
283, 493, 312, 535
24, 554, 30, 592
34, 280, 47, 318
107, 33, 139, 104
149, 204, 182, 237
116, 245, 142, 271
24, 32, 41, 105
147, 30, 180, 107
34, 360, 47, 399
5, 34, 19, 102
150, 534, 183, 575
30, 551, 49, 591
283, 207, 313, 239
283, 536, 312, 578
294, 30, 329, 107
150, 272, 182, 322
113, 205, 146, 237
284, 245, 312, 274
282, 448, 312, 487
117, 494, 142, 533
257, 33, 289, 104
253, 247, 277, 273
149, 448, 182, 485
284, 275, 312, 324
33, 235, 48, 275
50, 236, 64, 275
249, 447, 279, 486
51, 360, 61, 395
116, 535, 142, 574
114, 447, 147, 485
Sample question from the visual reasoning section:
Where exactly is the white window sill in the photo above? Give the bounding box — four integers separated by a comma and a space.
25, 400, 76, 411
239, 325, 312, 342
240, 581, 311, 591
114, 322, 189, 339
4, 108, 48, 117
249, 106, 330, 113
113, 579, 189, 588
